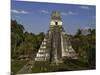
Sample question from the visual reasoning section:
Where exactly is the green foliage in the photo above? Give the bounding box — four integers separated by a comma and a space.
11, 60, 28, 74
75, 29, 82, 36
11, 20, 45, 59
11, 20, 45, 74
11, 20, 25, 59
70, 28, 96, 69
11, 19, 95, 73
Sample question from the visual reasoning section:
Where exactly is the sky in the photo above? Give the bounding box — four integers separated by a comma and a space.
11, 0, 96, 35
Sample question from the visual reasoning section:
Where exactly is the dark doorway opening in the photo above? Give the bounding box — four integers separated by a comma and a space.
55, 22, 58, 25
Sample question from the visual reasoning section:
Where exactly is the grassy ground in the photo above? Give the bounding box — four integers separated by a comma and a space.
11, 60, 28, 74
11, 59, 95, 74
32, 59, 92, 73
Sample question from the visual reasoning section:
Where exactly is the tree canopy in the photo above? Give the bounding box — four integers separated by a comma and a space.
11, 20, 45, 60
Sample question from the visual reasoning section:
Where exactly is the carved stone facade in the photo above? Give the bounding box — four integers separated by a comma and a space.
35, 11, 78, 64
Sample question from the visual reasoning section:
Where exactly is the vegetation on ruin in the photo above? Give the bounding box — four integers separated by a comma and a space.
11, 20, 96, 74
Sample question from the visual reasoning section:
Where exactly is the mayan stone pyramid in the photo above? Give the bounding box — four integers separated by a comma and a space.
35, 11, 78, 64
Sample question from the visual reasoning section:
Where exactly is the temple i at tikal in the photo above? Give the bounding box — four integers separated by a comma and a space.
35, 11, 78, 64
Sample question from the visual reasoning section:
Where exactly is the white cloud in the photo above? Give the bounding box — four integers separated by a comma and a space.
68, 11, 77, 15
61, 11, 77, 16
84, 26, 91, 30
61, 12, 68, 16
79, 6, 90, 9
20, 10, 29, 14
11, 10, 19, 14
41, 10, 49, 14
11, 9, 29, 14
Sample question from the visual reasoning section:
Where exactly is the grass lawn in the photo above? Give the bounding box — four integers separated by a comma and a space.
32, 59, 91, 73
11, 60, 28, 74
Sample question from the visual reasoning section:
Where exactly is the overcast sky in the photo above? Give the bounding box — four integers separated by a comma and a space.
11, 0, 96, 35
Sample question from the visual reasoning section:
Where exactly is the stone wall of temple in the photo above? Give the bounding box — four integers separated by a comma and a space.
35, 11, 78, 63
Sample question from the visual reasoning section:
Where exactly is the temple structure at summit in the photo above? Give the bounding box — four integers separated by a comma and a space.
35, 11, 78, 64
